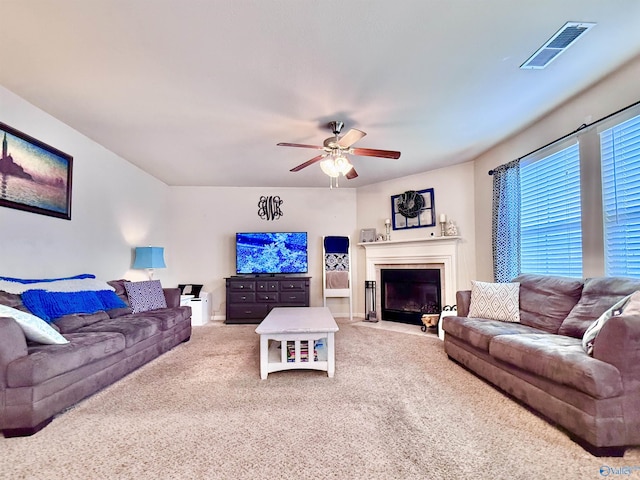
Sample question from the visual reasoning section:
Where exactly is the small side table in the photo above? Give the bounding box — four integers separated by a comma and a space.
180, 295, 208, 326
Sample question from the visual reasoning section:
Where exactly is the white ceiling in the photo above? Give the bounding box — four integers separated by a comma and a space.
2, 1, 640, 188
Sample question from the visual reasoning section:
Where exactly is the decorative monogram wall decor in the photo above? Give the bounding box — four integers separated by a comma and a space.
258, 195, 283, 220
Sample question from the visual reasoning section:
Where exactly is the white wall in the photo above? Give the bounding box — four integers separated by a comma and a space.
0, 85, 169, 281
473, 54, 640, 281
167, 186, 357, 319
167, 163, 477, 320
355, 162, 477, 314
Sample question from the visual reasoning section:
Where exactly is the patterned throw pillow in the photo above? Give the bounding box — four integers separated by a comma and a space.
0, 304, 69, 344
124, 280, 167, 313
468, 281, 520, 323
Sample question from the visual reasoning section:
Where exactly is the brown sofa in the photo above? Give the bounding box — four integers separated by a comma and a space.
0, 280, 191, 437
442, 273, 640, 457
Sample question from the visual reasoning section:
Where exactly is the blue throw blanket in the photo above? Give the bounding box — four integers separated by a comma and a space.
0, 273, 95, 284
21, 289, 126, 322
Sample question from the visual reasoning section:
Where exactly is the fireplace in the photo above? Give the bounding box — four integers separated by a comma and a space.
360, 237, 460, 338
381, 268, 441, 325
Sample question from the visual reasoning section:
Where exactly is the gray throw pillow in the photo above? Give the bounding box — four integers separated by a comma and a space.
582, 293, 632, 355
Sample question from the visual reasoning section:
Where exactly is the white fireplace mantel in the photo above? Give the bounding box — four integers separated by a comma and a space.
359, 236, 461, 307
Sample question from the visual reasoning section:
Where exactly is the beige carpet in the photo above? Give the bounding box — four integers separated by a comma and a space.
2, 319, 638, 479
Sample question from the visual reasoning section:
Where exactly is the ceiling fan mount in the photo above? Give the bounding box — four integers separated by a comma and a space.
328, 121, 344, 136
323, 121, 346, 149
277, 121, 401, 182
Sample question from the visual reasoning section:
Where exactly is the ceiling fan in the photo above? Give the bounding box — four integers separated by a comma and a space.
277, 121, 401, 184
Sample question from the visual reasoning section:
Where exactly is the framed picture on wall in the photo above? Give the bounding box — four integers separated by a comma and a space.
0, 122, 73, 220
391, 188, 435, 230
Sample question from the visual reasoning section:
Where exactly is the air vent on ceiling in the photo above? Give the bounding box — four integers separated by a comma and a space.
520, 22, 596, 70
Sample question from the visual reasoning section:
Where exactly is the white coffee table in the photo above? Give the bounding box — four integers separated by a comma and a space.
255, 307, 339, 379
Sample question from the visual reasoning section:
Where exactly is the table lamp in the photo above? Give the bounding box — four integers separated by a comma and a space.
133, 246, 166, 279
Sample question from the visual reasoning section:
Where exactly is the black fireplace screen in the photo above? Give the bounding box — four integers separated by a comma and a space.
381, 269, 441, 325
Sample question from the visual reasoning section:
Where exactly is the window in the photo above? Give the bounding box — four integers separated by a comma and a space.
492, 102, 640, 280
520, 143, 583, 277
601, 113, 640, 276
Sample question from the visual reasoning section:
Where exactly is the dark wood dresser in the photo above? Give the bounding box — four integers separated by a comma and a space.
225, 276, 311, 324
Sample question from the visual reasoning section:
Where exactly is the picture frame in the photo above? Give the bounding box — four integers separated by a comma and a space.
359, 228, 377, 243
0, 122, 73, 220
391, 188, 435, 230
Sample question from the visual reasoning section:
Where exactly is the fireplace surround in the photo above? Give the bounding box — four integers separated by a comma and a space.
360, 237, 460, 328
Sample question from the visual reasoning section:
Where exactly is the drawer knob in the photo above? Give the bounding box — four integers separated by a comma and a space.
240, 285, 244, 289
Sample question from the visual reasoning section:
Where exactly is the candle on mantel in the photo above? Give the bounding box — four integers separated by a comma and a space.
384, 218, 391, 241
439, 213, 447, 223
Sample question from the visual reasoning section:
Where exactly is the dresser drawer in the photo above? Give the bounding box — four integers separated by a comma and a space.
230, 292, 256, 303
256, 292, 278, 302
279, 280, 307, 292
279, 291, 307, 303
228, 281, 255, 292
228, 304, 268, 319
256, 281, 279, 292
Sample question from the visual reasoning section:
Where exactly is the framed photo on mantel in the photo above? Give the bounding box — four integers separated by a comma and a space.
391, 188, 435, 230
359, 228, 377, 243
0, 122, 73, 220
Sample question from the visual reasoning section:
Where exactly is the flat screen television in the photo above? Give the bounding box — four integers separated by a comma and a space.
235, 232, 308, 275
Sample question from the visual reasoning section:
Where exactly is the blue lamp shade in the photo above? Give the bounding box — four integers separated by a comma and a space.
133, 247, 166, 270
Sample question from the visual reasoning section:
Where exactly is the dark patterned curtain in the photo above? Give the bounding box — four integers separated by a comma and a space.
492, 159, 521, 282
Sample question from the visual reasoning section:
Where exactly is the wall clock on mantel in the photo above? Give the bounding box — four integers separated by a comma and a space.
391, 188, 435, 230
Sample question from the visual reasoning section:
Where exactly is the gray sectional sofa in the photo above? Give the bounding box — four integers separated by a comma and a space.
0, 279, 191, 437
442, 273, 640, 457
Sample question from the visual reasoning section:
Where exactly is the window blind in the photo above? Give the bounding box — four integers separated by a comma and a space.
520, 143, 582, 277
601, 113, 640, 277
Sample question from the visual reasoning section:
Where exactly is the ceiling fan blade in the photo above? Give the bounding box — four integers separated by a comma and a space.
337, 129, 366, 148
290, 154, 325, 172
345, 167, 358, 180
350, 147, 401, 159
277, 142, 323, 150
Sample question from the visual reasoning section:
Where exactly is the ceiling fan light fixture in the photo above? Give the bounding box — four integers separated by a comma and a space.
320, 158, 340, 177
334, 155, 353, 175
320, 154, 353, 178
